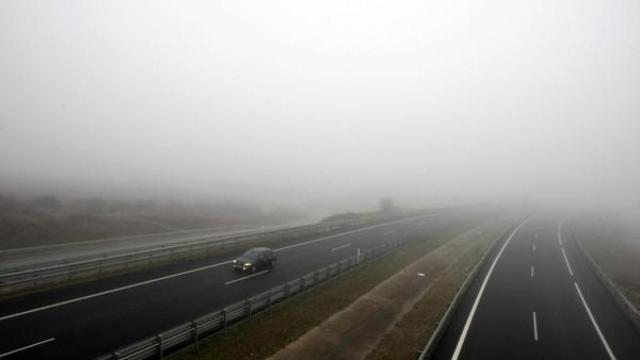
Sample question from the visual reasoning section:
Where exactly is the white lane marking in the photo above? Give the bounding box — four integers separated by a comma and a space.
450, 219, 528, 360
331, 243, 352, 252
0, 214, 439, 322
275, 214, 436, 252
0, 259, 231, 322
384, 230, 397, 236
532, 244, 536, 252
561, 247, 574, 277
224, 270, 269, 285
531, 266, 535, 278
558, 223, 563, 246
532, 312, 539, 341
0, 338, 55, 358
574, 282, 617, 360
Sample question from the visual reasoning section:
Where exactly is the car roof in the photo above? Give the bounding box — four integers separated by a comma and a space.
248, 247, 273, 252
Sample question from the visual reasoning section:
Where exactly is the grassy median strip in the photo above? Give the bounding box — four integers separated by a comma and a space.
364, 221, 508, 360
171, 216, 493, 360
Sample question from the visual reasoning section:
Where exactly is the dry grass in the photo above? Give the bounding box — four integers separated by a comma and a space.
580, 225, 640, 309
365, 223, 505, 360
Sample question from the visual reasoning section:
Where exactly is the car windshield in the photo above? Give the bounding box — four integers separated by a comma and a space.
242, 250, 260, 260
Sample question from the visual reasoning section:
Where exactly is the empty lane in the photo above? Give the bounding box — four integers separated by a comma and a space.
432, 216, 640, 360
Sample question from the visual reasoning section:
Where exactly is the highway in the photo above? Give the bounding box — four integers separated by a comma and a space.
0, 209, 473, 359
431, 215, 640, 360
0, 224, 296, 273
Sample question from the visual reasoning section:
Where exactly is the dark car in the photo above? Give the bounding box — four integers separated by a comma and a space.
232, 247, 276, 272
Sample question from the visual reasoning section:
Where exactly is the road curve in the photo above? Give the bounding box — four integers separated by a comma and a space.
431, 215, 640, 360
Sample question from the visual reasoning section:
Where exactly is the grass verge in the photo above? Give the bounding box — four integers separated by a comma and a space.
364, 221, 508, 360
579, 223, 640, 310
170, 216, 493, 360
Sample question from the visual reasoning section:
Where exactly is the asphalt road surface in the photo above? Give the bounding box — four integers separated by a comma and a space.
0, 209, 473, 359
432, 215, 640, 360
0, 224, 294, 273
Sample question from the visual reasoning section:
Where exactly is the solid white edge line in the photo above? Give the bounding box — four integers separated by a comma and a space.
0, 260, 232, 322
561, 247, 574, 277
0, 338, 55, 358
574, 282, 617, 360
224, 270, 269, 286
331, 243, 352, 252
274, 214, 436, 252
0, 213, 440, 322
558, 222, 564, 246
532, 311, 538, 341
450, 219, 528, 360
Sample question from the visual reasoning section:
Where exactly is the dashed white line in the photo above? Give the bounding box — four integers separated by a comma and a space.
450, 219, 528, 360
331, 243, 352, 252
561, 247, 574, 277
0, 338, 55, 358
224, 270, 269, 285
531, 266, 535, 278
532, 244, 536, 252
532, 312, 539, 341
0, 214, 440, 322
574, 282, 617, 359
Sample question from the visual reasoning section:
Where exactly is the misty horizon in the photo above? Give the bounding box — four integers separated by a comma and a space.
2, 0, 640, 214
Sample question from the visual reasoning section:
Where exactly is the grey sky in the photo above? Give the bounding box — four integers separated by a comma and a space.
1, 0, 639, 211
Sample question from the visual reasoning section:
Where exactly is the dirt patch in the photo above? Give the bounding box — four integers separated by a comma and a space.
268, 219, 511, 360
366, 223, 507, 359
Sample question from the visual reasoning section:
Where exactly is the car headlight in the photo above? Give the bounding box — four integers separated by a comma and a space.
233, 260, 237, 264
244, 263, 252, 267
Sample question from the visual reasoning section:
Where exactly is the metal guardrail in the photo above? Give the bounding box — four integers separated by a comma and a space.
0, 218, 387, 294
95, 237, 406, 360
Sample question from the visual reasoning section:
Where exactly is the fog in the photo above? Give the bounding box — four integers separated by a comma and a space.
1, 0, 639, 214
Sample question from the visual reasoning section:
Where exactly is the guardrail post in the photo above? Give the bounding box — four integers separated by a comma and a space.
284, 283, 290, 298
246, 299, 252, 320
267, 289, 273, 312
192, 321, 199, 349
156, 334, 163, 360
222, 309, 228, 331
